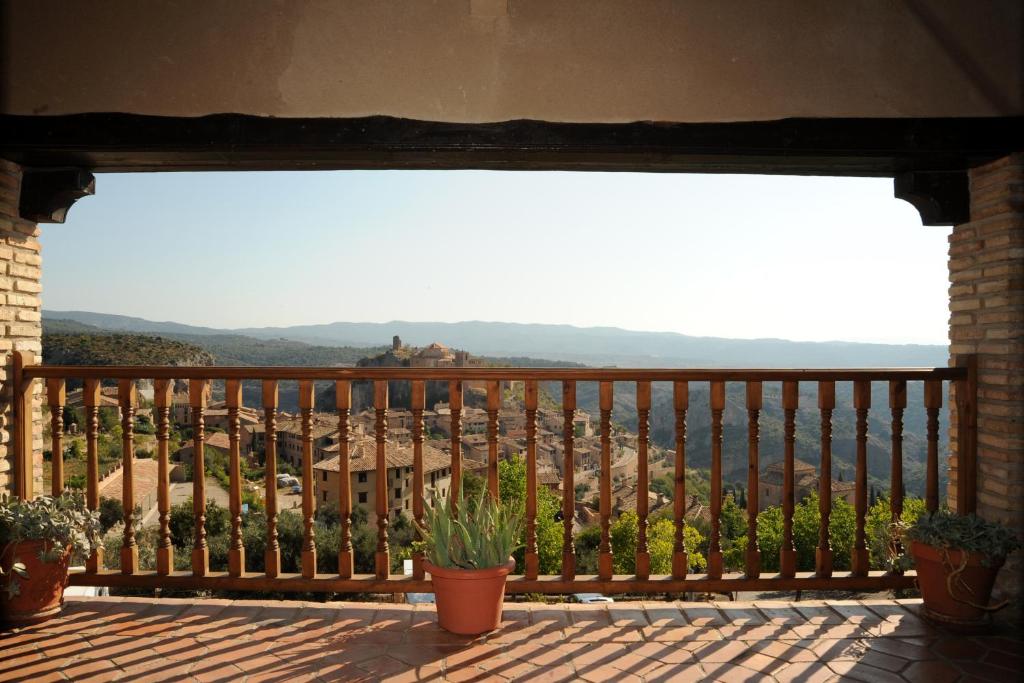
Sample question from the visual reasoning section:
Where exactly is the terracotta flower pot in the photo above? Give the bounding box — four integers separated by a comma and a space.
424, 558, 515, 635
912, 540, 1004, 628
1, 540, 72, 627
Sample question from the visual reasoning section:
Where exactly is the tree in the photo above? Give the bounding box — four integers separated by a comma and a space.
866, 495, 926, 570
99, 497, 124, 533
574, 482, 589, 501
650, 475, 674, 501
609, 511, 706, 574
756, 494, 856, 572
499, 456, 563, 574
462, 470, 485, 501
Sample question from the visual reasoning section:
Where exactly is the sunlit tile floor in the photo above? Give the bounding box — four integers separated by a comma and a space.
1, 596, 1021, 681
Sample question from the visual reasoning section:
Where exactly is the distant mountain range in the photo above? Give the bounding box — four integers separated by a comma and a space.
43, 310, 947, 368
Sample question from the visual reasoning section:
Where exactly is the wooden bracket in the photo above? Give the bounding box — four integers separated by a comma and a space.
19, 169, 95, 223
894, 170, 968, 226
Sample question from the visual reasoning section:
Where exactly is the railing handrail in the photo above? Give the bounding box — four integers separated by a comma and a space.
16, 356, 978, 595
25, 364, 966, 382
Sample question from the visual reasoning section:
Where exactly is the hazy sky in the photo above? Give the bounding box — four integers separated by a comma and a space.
42, 171, 951, 345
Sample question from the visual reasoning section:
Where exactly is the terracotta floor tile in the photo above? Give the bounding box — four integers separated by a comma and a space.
680, 606, 725, 626
932, 636, 987, 660
688, 640, 756, 664
826, 659, 905, 683
642, 662, 708, 682
773, 661, 838, 683
902, 659, 962, 683
865, 636, 937, 661
642, 624, 723, 641
982, 647, 1024, 672
641, 603, 687, 626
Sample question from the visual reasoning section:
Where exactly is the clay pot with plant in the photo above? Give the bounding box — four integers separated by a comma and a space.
1, 491, 100, 627
416, 489, 523, 635
900, 510, 1020, 629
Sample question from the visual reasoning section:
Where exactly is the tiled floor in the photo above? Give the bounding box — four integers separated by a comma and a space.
1, 596, 1021, 681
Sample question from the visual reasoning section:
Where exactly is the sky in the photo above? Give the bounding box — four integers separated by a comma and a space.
41, 171, 951, 345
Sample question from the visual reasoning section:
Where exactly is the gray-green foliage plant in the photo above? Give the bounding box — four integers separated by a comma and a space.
0, 491, 101, 598
416, 488, 523, 570
903, 510, 1021, 568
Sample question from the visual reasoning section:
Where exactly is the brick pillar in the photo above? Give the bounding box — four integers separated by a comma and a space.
948, 153, 1023, 602
0, 160, 43, 497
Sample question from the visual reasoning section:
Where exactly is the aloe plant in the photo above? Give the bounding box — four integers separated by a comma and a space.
416, 488, 523, 570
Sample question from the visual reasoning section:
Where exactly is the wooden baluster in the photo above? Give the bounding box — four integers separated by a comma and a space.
154, 379, 174, 575
299, 380, 317, 578
817, 381, 835, 578
560, 380, 576, 580
525, 380, 539, 579
12, 352, 34, 501
598, 381, 614, 580
374, 380, 389, 579
889, 379, 906, 569
449, 380, 463, 507
226, 380, 245, 577
84, 379, 102, 572
852, 380, 870, 576
745, 381, 761, 578
709, 381, 725, 579
486, 380, 500, 498
672, 381, 689, 579
336, 380, 353, 577
263, 381, 281, 577
636, 381, 652, 579
190, 379, 209, 576
411, 380, 426, 580
780, 380, 798, 578
119, 380, 138, 574
955, 354, 978, 515
46, 379, 66, 496
924, 380, 942, 513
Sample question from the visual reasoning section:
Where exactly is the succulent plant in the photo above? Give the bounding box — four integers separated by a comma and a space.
902, 510, 1021, 568
416, 488, 523, 570
1, 491, 101, 598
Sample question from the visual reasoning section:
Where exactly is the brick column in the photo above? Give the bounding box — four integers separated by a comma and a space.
0, 160, 43, 497
948, 153, 1023, 601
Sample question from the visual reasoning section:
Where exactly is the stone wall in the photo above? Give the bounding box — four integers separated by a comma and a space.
948, 153, 1024, 599
0, 160, 43, 496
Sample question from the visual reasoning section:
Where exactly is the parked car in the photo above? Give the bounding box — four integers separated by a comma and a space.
572, 593, 614, 604
291, 485, 302, 495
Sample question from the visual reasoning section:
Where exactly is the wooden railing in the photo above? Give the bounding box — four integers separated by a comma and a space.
11, 355, 977, 594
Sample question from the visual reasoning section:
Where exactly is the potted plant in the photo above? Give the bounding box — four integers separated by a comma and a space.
902, 510, 1020, 628
1, 491, 100, 626
417, 489, 523, 635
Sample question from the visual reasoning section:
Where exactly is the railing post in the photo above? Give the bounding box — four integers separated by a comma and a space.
118, 379, 138, 574
154, 379, 174, 575
560, 380, 575, 580
262, 380, 281, 578
83, 378, 102, 572
955, 354, 978, 515
299, 380, 317, 579
598, 381, 614, 580
525, 379, 539, 580
708, 381, 725, 579
189, 379, 209, 577
46, 378, 66, 496
226, 379, 245, 577
411, 380, 425, 580
12, 350, 34, 500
